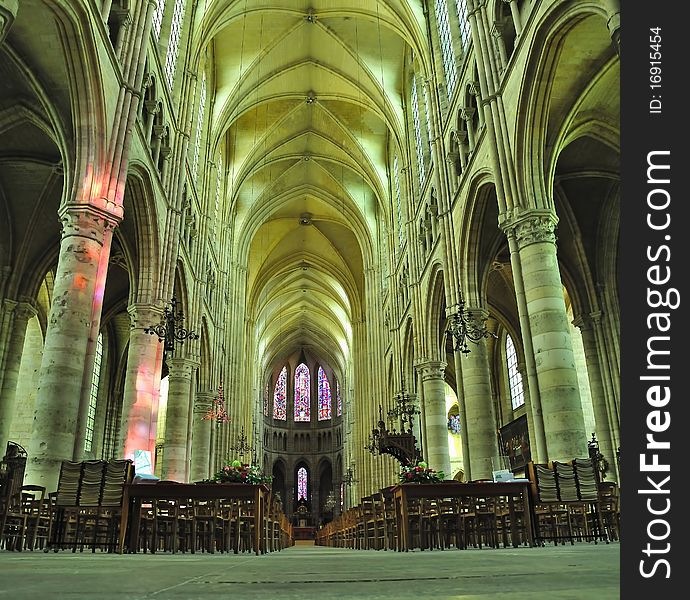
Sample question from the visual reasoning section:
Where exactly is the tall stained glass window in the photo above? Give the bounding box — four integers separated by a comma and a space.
84, 333, 103, 452
455, 0, 471, 51
435, 0, 458, 98
411, 75, 426, 185
273, 366, 287, 420
151, 0, 166, 41
318, 367, 332, 421
294, 363, 310, 421
336, 379, 342, 417
506, 335, 525, 409
297, 467, 308, 501
164, 0, 186, 90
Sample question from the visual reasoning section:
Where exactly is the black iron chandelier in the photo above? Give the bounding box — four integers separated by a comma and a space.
229, 425, 253, 460
387, 380, 420, 434
342, 465, 357, 487
144, 297, 199, 354
447, 293, 497, 354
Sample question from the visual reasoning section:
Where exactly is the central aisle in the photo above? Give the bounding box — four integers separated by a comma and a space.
0, 543, 620, 599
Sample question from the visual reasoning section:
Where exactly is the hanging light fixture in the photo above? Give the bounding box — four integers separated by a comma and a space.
144, 296, 199, 354
447, 292, 497, 354
342, 464, 357, 486
229, 425, 253, 460
203, 379, 230, 424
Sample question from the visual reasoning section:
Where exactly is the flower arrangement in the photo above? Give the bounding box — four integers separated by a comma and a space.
399, 461, 445, 484
209, 460, 273, 485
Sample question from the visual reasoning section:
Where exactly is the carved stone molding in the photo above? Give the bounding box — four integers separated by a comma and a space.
0, 0, 18, 44
503, 211, 558, 250
415, 359, 446, 382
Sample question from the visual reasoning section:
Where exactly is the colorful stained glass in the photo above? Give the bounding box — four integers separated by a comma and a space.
273, 366, 287, 420
297, 467, 308, 501
317, 367, 332, 421
294, 363, 310, 421
336, 380, 342, 417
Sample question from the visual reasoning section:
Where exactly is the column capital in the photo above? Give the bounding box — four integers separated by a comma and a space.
13, 300, 38, 322
127, 302, 164, 330
167, 357, 199, 379
414, 359, 446, 381
194, 390, 216, 414
58, 204, 121, 240
500, 209, 558, 249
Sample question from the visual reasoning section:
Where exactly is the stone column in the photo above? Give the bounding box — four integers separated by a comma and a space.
26, 206, 119, 489
119, 303, 164, 466
460, 311, 500, 480
0, 301, 37, 451
161, 357, 196, 482
508, 212, 587, 461
574, 313, 618, 481
416, 360, 450, 476
190, 390, 214, 481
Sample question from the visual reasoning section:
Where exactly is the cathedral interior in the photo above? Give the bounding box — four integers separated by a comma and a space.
0, 0, 620, 596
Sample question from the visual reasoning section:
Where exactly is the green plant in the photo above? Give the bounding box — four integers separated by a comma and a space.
399, 461, 445, 484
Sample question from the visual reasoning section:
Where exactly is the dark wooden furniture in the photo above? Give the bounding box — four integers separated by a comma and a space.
391, 481, 534, 551
120, 482, 270, 555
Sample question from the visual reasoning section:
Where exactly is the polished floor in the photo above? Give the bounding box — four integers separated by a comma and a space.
0, 541, 620, 599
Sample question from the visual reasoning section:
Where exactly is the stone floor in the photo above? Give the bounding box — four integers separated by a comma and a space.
0, 541, 620, 599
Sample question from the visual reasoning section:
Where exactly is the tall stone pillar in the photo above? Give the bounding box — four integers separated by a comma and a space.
119, 303, 164, 466
460, 313, 500, 480
574, 313, 618, 481
190, 390, 214, 481
0, 301, 37, 451
161, 357, 196, 482
508, 212, 587, 461
26, 206, 119, 489
416, 360, 450, 476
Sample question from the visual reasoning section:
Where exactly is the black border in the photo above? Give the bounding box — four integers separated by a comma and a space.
621, 3, 688, 593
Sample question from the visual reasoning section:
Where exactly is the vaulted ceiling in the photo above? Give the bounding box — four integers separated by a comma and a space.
192, 1, 428, 376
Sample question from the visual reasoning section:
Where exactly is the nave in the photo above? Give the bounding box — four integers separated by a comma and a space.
0, 541, 620, 599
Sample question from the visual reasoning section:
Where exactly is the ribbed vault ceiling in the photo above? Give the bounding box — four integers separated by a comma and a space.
195, 1, 425, 375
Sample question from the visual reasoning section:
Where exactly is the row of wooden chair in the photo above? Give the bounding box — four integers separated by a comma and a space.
316, 488, 531, 551
1, 485, 54, 551
130, 494, 293, 554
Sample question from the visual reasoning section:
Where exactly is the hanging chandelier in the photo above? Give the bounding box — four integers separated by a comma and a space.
447, 293, 497, 354
144, 296, 199, 354
342, 465, 357, 487
229, 425, 253, 460
203, 380, 230, 424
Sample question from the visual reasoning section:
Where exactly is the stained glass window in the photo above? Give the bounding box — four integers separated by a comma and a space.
84, 333, 103, 452
294, 363, 310, 421
435, 0, 458, 98
318, 367, 332, 421
455, 0, 471, 51
506, 335, 525, 409
411, 75, 425, 185
164, 0, 185, 90
297, 467, 308, 501
273, 366, 287, 420
336, 379, 342, 417
152, 0, 166, 41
